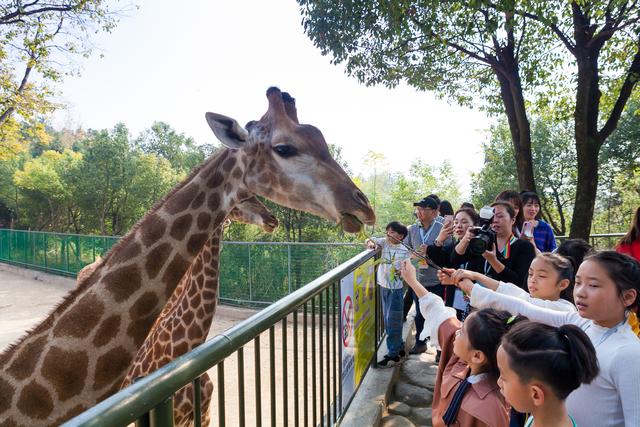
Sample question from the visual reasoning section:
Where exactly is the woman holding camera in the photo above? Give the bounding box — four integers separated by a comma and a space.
453, 202, 535, 291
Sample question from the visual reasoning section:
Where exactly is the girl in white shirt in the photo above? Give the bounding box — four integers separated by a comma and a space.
454, 251, 640, 427
445, 253, 577, 313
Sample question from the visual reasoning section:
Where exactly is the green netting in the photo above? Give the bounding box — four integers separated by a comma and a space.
0, 229, 119, 276
0, 229, 362, 305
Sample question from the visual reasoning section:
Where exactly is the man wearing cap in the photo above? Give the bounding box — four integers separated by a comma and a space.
404, 196, 450, 354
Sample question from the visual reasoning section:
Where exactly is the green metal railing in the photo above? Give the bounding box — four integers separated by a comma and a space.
0, 229, 362, 306
62, 249, 383, 427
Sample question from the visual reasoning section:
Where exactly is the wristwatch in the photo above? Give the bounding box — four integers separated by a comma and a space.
434, 239, 442, 247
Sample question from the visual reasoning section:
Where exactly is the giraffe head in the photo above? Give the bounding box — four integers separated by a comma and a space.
206, 87, 375, 233
228, 196, 278, 232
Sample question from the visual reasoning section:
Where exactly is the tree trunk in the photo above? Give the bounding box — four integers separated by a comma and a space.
570, 43, 602, 239
493, 56, 536, 193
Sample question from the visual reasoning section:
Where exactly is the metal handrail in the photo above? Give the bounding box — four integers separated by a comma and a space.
63, 249, 378, 427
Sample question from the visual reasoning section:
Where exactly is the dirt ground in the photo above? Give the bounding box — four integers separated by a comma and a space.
0, 264, 339, 426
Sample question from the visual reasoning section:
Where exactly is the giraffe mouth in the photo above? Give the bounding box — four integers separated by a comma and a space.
340, 212, 364, 233
262, 216, 279, 232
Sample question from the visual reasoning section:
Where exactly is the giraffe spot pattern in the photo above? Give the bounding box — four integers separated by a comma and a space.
222, 156, 236, 172
169, 214, 193, 241
213, 212, 226, 228
182, 310, 194, 326
187, 324, 202, 341
187, 233, 208, 256
53, 292, 105, 338
6, 336, 46, 381
231, 167, 242, 179
191, 191, 206, 209
127, 310, 160, 347
140, 214, 167, 247
93, 315, 121, 347
161, 254, 192, 294
103, 264, 142, 303
108, 240, 142, 265
93, 346, 132, 391
129, 292, 159, 320
50, 404, 87, 427
0, 376, 15, 413
17, 381, 53, 419
41, 346, 88, 401
165, 183, 199, 215
207, 193, 220, 211
206, 172, 224, 189
145, 243, 172, 279
197, 212, 211, 230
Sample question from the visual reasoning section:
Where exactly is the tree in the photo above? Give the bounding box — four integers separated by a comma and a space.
135, 121, 212, 173
13, 149, 83, 231
297, 0, 640, 238
0, 0, 122, 158
297, 0, 547, 192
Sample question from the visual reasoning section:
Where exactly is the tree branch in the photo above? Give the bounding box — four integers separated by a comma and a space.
598, 39, 640, 142
0, 3, 82, 25
487, 2, 576, 54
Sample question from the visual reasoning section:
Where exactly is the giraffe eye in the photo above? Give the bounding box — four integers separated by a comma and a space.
273, 144, 297, 158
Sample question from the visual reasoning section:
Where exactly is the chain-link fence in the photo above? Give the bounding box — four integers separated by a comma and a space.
0, 229, 361, 306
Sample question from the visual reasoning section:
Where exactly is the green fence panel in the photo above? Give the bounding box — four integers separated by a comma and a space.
0, 229, 361, 306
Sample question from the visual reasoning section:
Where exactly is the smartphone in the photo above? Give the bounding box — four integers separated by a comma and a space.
444, 215, 454, 227
523, 221, 534, 238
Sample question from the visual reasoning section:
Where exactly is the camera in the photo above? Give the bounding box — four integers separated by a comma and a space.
469, 206, 496, 255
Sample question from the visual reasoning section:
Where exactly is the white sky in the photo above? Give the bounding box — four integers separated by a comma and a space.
53, 0, 493, 196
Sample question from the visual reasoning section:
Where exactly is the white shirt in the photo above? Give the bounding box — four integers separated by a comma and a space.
372, 237, 410, 289
495, 281, 577, 312
471, 284, 640, 427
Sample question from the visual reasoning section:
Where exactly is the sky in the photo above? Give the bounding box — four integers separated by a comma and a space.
52, 0, 493, 197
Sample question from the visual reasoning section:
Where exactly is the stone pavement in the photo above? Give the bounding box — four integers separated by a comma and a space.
379, 346, 438, 427
371, 302, 439, 427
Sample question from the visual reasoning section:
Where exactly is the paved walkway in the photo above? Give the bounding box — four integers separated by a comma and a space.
374, 310, 437, 427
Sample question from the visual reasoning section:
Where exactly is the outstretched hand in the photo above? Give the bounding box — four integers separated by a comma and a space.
437, 268, 457, 285
400, 258, 417, 282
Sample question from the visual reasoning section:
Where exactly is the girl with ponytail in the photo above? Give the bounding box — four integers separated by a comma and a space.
452, 251, 640, 427
497, 322, 599, 427
400, 260, 523, 427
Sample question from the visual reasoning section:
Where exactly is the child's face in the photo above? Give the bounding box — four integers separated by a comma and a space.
527, 257, 567, 301
453, 316, 475, 363
386, 229, 404, 244
574, 260, 631, 327
497, 345, 534, 413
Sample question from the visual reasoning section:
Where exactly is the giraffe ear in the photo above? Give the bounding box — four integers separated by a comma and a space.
205, 112, 248, 148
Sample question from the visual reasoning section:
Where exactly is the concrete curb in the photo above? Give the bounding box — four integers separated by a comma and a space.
0, 262, 76, 288
339, 309, 416, 427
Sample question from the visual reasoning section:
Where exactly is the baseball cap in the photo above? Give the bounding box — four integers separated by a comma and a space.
413, 197, 438, 210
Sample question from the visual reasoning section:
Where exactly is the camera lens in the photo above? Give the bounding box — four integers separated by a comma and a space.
469, 237, 487, 255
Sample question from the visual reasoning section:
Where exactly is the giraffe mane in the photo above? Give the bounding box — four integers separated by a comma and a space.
0, 148, 232, 363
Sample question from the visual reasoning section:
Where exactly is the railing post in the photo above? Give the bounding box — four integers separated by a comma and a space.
288, 244, 292, 293
44, 233, 48, 269
149, 396, 174, 427
248, 244, 253, 302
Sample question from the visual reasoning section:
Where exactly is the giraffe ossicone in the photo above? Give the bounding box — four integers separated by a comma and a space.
0, 87, 374, 427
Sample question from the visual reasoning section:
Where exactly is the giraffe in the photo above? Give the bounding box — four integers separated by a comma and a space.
0, 87, 375, 426
121, 195, 277, 427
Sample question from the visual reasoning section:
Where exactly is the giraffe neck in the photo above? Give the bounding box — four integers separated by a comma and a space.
122, 226, 223, 387
0, 148, 250, 426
